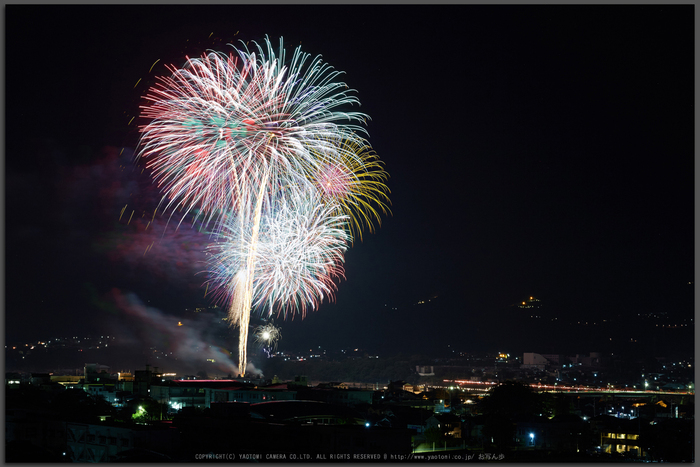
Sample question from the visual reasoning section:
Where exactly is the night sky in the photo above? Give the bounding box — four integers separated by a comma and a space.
5, 5, 694, 365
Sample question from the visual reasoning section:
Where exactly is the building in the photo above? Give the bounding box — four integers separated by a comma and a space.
132, 365, 159, 397
517, 296, 542, 309
173, 405, 412, 457
570, 353, 603, 368
590, 415, 645, 458
6, 407, 67, 460
84, 364, 111, 383
425, 413, 462, 439
249, 400, 365, 426
82, 383, 118, 405
295, 386, 376, 407
522, 353, 550, 370
50, 375, 82, 387
206, 385, 297, 406
65, 421, 179, 462
30, 373, 52, 386
151, 379, 254, 411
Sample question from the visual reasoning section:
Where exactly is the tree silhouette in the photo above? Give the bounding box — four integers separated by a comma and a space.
479, 381, 543, 451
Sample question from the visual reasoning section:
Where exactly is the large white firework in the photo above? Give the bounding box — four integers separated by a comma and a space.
137, 36, 370, 229
207, 189, 350, 320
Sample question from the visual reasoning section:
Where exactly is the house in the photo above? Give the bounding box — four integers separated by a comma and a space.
425, 413, 463, 439
590, 415, 645, 458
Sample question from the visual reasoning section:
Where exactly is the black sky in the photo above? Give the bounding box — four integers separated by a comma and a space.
5, 5, 695, 357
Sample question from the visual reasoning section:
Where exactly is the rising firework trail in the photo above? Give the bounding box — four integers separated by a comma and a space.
137, 36, 389, 376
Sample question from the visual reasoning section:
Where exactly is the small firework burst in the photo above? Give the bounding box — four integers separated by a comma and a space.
254, 321, 282, 352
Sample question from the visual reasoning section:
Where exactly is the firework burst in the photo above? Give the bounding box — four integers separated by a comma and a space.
311, 137, 391, 243
137, 36, 388, 376
206, 189, 350, 321
137, 36, 368, 228
254, 321, 282, 353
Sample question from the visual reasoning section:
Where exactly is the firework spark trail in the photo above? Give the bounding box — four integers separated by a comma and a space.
233, 165, 271, 376
138, 36, 389, 376
229, 270, 249, 376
